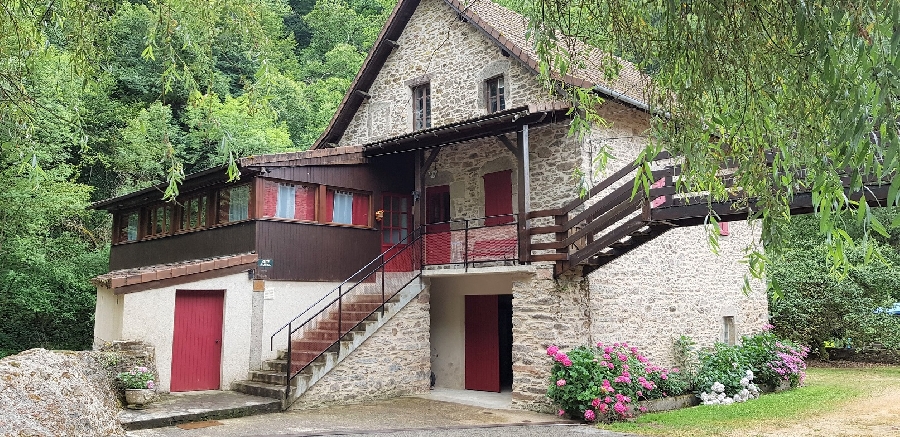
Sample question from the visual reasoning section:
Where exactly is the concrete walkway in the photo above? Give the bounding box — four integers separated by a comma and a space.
119, 390, 281, 430
124, 393, 577, 437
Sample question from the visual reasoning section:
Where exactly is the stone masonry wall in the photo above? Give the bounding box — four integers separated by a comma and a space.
290, 288, 431, 409
586, 221, 769, 368
510, 265, 591, 412
339, 0, 559, 146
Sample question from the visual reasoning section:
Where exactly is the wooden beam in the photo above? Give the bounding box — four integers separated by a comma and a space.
517, 125, 531, 263
414, 149, 424, 229
496, 134, 517, 154
423, 148, 440, 174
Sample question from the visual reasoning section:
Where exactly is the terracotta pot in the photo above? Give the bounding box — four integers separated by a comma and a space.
124, 388, 155, 406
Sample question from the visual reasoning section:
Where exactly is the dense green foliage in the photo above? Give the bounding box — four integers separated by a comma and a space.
523, 0, 900, 273
768, 211, 900, 353
0, 0, 392, 357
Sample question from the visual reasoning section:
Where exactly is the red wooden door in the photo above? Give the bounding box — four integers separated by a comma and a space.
425, 185, 451, 265
382, 193, 412, 272
483, 170, 513, 226
171, 290, 224, 392
465, 295, 500, 392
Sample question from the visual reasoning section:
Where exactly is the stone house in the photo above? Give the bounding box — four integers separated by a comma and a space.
90, 0, 767, 410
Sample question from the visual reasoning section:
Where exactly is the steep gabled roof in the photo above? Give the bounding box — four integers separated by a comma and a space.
313, 0, 649, 149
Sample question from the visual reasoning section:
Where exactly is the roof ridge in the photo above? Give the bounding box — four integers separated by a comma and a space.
312, 0, 649, 150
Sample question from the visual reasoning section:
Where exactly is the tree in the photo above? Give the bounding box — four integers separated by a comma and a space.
519, 0, 900, 271
768, 210, 900, 353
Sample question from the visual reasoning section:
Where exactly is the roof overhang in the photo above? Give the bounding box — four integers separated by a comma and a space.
89, 165, 260, 212
362, 103, 571, 157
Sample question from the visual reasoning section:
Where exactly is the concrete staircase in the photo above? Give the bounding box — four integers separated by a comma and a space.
232, 277, 425, 409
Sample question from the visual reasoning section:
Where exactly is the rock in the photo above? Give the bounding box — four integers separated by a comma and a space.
0, 348, 125, 437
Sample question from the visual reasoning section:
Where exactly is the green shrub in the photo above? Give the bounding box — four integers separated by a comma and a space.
693, 328, 809, 405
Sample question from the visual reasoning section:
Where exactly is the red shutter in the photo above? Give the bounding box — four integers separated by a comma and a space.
483, 170, 513, 226
295, 186, 316, 221
325, 189, 335, 222
263, 180, 277, 217
352, 193, 369, 226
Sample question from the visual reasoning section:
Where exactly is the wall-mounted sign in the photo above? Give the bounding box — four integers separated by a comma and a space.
258, 259, 273, 268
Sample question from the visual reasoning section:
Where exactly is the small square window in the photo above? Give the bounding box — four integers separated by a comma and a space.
486, 76, 505, 113
413, 83, 431, 130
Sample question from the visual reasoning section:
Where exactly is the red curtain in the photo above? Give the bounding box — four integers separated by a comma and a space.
352, 193, 369, 226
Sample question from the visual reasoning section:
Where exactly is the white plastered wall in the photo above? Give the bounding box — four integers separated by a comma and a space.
260, 280, 344, 361
93, 286, 123, 348
426, 270, 518, 390
105, 274, 339, 393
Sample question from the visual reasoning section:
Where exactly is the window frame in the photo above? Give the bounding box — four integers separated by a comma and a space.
144, 203, 173, 239
217, 183, 252, 225
178, 193, 209, 232
325, 187, 372, 227
412, 83, 431, 130
485, 75, 505, 113
115, 209, 141, 244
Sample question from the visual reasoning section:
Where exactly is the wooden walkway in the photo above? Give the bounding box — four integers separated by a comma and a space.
528, 153, 894, 276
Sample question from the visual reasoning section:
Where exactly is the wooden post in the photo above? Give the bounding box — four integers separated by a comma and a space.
516, 125, 531, 263
414, 149, 423, 230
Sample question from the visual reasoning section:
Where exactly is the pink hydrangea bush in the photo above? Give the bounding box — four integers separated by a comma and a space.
546, 342, 689, 423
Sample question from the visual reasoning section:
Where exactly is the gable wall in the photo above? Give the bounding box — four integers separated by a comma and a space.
338, 0, 558, 146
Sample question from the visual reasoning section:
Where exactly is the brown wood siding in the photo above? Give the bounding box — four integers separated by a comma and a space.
263, 157, 412, 192
109, 222, 256, 270
255, 221, 382, 281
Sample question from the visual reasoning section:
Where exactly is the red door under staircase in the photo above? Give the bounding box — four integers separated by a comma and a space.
465, 294, 500, 392
171, 289, 224, 392
425, 185, 451, 265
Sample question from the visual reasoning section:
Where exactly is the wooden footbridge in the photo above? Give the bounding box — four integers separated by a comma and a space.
526, 152, 895, 276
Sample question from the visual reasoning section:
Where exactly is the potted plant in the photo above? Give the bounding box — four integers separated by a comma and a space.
117, 366, 156, 407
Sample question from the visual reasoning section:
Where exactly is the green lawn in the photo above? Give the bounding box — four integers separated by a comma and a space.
602, 366, 900, 437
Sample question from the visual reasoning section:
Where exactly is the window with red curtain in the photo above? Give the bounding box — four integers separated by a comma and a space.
326, 188, 370, 226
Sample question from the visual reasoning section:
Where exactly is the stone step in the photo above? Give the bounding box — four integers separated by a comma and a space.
249, 370, 288, 385
230, 380, 286, 400
119, 391, 280, 431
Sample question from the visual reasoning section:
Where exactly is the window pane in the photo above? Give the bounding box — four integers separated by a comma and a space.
126, 212, 138, 241
276, 184, 296, 219
400, 213, 407, 228
228, 185, 250, 222
333, 191, 353, 224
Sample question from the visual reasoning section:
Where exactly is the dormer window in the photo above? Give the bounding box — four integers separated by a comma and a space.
486, 75, 505, 113
413, 83, 431, 130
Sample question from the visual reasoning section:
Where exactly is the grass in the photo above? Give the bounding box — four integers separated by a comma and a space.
601, 366, 900, 437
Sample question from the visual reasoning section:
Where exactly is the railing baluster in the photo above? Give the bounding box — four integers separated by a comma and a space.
381, 262, 385, 316
337, 285, 342, 338
464, 219, 469, 272
285, 321, 292, 400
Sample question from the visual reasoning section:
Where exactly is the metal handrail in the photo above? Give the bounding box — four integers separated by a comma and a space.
273, 227, 425, 404
268, 229, 421, 350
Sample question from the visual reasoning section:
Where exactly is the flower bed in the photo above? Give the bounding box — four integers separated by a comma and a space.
547, 327, 810, 422
546, 342, 690, 423
695, 326, 809, 405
